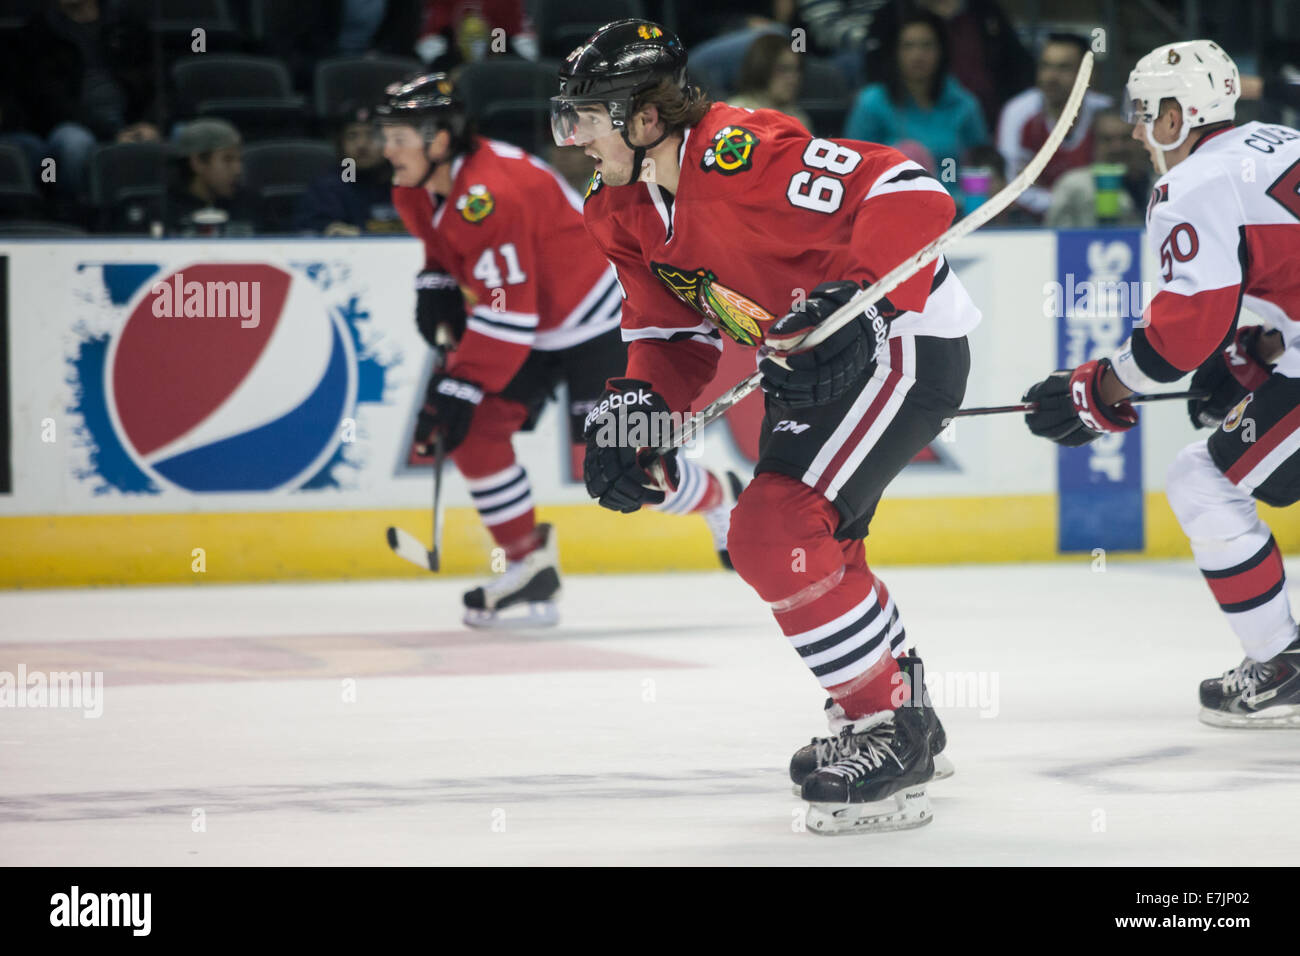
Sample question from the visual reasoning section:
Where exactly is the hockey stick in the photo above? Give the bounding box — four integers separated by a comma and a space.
660, 51, 1096, 454
386, 435, 446, 571
386, 326, 455, 573
943, 389, 1206, 424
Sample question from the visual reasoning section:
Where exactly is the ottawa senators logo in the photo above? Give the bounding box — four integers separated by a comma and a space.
457, 184, 494, 223
701, 126, 758, 175
1146, 183, 1169, 220
1222, 393, 1253, 432
651, 262, 774, 346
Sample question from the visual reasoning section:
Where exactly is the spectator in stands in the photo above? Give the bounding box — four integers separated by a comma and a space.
686, 23, 784, 99
166, 119, 252, 235
729, 33, 813, 129
796, 0, 872, 58
338, 0, 390, 55
1046, 110, 1147, 228
864, 0, 1034, 131
997, 33, 1111, 221
959, 143, 1036, 225
295, 104, 402, 235
8, 0, 156, 201
789, 0, 869, 88
416, 0, 537, 67
844, 8, 987, 187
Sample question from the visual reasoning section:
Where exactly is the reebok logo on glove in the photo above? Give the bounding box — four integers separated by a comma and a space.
583, 387, 657, 433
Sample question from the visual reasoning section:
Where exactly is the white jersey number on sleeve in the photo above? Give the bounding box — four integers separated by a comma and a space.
786, 139, 863, 214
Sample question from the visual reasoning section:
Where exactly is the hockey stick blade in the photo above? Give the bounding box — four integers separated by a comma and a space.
661, 51, 1095, 455
387, 408, 448, 573
386, 524, 437, 571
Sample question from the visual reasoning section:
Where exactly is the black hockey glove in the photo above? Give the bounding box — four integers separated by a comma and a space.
582, 378, 680, 513
415, 269, 466, 351
1187, 326, 1273, 428
758, 280, 897, 408
415, 373, 483, 455
1023, 359, 1137, 446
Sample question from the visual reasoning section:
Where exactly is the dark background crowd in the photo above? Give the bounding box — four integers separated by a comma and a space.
0, 0, 1297, 238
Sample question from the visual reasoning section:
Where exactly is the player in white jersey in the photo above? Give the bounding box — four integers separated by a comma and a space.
1022, 40, 1300, 727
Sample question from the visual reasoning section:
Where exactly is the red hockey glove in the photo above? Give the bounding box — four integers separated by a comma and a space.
1023, 358, 1137, 446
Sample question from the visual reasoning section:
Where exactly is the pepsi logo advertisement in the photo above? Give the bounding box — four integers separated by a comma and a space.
67, 257, 400, 495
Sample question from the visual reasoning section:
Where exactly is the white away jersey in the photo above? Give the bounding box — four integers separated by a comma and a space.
1112, 122, 1300, 389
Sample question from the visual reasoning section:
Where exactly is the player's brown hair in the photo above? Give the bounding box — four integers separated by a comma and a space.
1157, 96, 1233, 137
634, 77, 712, 132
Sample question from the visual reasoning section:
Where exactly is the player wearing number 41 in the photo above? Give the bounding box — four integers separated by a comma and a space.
1023, 40, 1300, 728
553, 20, 982, 834
379, 74, 741, 629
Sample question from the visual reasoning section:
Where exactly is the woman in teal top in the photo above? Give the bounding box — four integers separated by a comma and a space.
844, 8, 988, 183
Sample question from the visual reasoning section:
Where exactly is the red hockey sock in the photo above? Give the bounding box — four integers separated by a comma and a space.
828, 653, 906, 719
694, 470, 724, 511
729, 475, 903, 709
495, 516, 542, 562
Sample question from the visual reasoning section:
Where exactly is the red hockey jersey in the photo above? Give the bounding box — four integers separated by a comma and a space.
581, 103, 981, 413
1111, 122, 1300, 389
393, 137, 621, 393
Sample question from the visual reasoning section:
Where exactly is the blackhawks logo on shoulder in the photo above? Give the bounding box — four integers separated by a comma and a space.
584, 170, 603, 201
457, 184, 494, 223
651, 262, 774, 346
701, 126, 758, 176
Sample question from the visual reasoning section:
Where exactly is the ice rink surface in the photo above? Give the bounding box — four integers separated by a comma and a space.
2, 559, 1298, 866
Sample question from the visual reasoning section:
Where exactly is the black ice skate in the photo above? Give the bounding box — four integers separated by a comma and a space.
788, 654, 953, 794
801, 703, 935, 835
462, 523, 561, 629
1199, 635, 1300, 728
703, 471, 746, 570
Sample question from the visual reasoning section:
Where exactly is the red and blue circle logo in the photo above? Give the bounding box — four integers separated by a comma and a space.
76, 261, 372, 494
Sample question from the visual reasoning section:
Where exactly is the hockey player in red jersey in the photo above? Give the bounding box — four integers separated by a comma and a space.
1023, 40, 1300, 727
553, 21, 981, 832
379, 74, 740, 629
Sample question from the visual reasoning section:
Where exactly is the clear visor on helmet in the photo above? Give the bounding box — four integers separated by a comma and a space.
1123, 85, 1156, 124
550, 97, 617, 147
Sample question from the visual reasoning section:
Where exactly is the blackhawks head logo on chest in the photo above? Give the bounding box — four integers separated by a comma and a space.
651, 262, 774, 346
701, 126, 758, 175
457, 184, 494, 223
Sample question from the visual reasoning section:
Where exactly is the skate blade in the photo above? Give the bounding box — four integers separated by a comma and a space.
463, 601, 559, 630
1198, 704, 1300, 729
932, 752, 955, 780
791, 755, 953, 796
806, 785, 932, 835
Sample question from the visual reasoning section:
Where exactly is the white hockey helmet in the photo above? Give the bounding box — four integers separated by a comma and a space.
1125, 40, 1239, 171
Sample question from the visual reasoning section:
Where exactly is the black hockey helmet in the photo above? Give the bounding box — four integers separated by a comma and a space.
375, 73, 468, 147
551, 19, 688, 151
